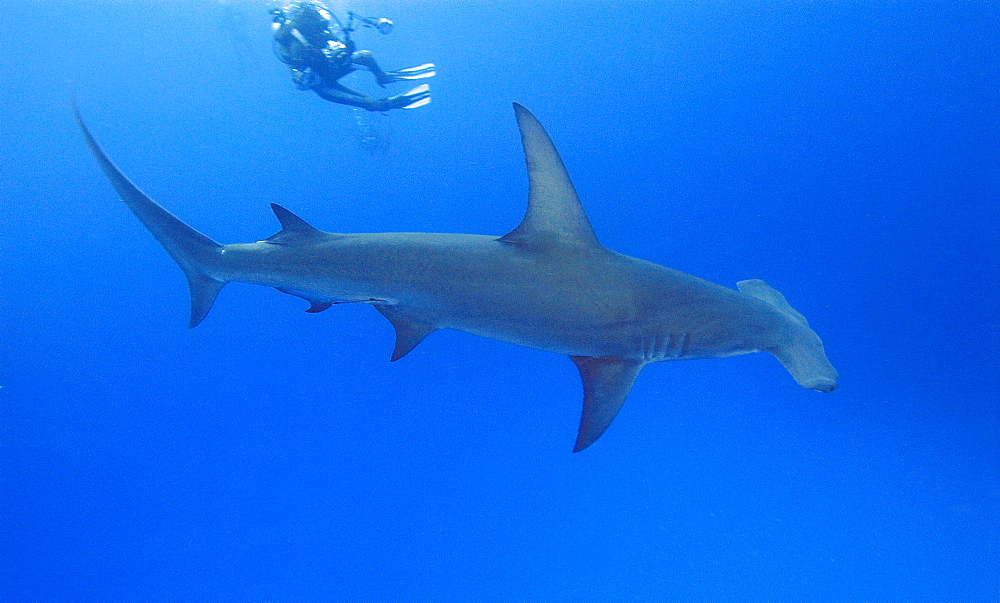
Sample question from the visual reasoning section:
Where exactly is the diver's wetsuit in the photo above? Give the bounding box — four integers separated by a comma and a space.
272, 1, 434, 111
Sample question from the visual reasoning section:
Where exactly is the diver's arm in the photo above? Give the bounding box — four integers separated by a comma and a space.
340, 11, 356, 32
328, 10, 351, 33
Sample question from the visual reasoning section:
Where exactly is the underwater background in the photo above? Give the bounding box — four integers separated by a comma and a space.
2, 0, 998, 599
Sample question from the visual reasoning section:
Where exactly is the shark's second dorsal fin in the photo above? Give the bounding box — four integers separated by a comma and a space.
499, 104, 602, 253
737, 279, 809, 325
267, 203, 326, 245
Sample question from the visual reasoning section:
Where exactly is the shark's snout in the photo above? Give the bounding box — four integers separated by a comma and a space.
805, 378, 838, 393
769, 339, 839, 395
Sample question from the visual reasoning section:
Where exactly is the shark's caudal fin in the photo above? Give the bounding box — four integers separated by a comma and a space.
500, 103, 603, 252
74, 104, 226, 327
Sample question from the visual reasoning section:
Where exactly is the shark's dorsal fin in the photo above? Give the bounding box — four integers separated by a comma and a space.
569, 356, 645, 452
499, 103, 602, 252
737, 279, 808, 325
375, 306, 438, 362
267, 203, 326, 245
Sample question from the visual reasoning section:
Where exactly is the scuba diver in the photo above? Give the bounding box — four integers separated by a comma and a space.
271, 0, 435, 111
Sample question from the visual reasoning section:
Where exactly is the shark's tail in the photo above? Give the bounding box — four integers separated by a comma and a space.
74, 105, 227, 327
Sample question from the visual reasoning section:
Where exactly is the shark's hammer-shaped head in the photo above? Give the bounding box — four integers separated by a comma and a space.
737, 279, 838, 393
769, 323, 839, 393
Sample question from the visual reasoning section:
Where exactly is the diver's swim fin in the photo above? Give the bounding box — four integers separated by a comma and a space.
403, 97, 431, 109
393, 83, 431, 109
384, 63, 436, 82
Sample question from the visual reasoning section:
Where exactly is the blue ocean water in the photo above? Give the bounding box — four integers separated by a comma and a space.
2, 0, 998, 599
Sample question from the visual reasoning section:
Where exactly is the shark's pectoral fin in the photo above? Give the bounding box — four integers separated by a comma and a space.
375, 306, 437, 362
569, 355, 645, 452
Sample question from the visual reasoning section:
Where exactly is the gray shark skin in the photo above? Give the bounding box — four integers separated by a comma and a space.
75, 102, 838, 452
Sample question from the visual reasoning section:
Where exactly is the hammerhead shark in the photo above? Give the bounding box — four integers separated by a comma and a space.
75, 103, 838, 452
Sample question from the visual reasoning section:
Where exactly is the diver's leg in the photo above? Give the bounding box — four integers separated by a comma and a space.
314, 81, 430, 111
350, 51, 435, 86
350, 50, 393, 87
313, 81, 379, 108
351, 50, 437, 88
321, 80, 368, 99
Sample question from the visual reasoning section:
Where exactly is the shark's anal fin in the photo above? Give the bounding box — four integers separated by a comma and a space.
375, 306, 437, 362
569, 356, 645, 452
500, 103, 602, 252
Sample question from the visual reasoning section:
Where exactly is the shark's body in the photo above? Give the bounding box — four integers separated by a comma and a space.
76, 103, 838, 451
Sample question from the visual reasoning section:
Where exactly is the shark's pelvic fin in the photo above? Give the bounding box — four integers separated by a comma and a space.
74, 103, 226, 328
570, 356, 645, 452
500, 103, 602, 252
305, 301, 334, 313
268, 203, 327, 245
375, 306, 438, 362
737, 279, 808, 325
274, 287, 335, 313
